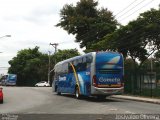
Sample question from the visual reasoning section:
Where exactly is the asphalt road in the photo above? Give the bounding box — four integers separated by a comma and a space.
0, 87, 160, 119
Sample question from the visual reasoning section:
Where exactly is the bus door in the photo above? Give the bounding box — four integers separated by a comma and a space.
77, 56, 92, 95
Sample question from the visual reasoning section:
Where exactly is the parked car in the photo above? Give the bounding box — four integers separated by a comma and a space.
0, 87, 3, 104
35, 81, 50, 87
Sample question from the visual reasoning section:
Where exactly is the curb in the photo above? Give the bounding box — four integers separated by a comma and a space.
110, 95, 160, 105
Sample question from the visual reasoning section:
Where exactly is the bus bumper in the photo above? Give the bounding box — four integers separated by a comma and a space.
91, 86, 124, 96
6, 82, 16, 86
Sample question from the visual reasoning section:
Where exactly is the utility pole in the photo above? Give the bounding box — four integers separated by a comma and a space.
50, 43, 58, 53
50, 43, 58, 64
0, 35, 11, 39
48, 43, 58, 85
148, 42, 153, 97
48, 51, 51, 84
0, 35, 11, 75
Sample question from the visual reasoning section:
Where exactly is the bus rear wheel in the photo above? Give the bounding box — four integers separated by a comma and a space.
75, 87, 81, 99
57, 91, 61, 95
97, 95, 106, 100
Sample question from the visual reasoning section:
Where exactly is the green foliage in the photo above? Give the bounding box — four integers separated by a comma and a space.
55, 49, 80, 62
92, 8, 160, 65
8, 47, 80, 86
154, 50, 160, 72
124, 58, 138, 71
56, 0, 117, 51
8, 47, 48, 86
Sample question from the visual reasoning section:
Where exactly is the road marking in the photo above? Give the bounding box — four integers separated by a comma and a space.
109, 108, 118, 111
26, 112, 47, 114
96, 118, 103, 120
125, 111, 135, 114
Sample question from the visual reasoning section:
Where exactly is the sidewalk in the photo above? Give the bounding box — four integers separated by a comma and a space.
111, 95, 160, 104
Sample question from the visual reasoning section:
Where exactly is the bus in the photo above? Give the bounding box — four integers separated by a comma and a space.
52, 51, 124, 99
1, 74, 17, 86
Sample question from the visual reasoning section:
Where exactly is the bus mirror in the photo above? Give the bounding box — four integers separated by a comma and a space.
86, 56, 93, 63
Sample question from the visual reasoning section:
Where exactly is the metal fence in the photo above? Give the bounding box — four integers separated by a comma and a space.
124, 70, 160, 98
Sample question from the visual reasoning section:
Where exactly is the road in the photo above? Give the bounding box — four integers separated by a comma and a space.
0, 87, 160, 119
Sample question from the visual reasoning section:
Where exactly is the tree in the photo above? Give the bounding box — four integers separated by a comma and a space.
56, 0, 117, 51
92, 8, 160, 67
54, 49, 80, 62
91, 7, 160, 93
8, 47, 80, 86
154, 50, 160, 80
8, 47, 49, 86
124, 58, 138, 71
154, 50, 160, 71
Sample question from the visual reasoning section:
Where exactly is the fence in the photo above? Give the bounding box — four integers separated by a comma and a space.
124, 70, 160, 98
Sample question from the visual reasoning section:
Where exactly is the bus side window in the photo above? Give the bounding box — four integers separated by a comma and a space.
64, 63, 68, 74
62, 63, 68, 74
54, 71, 58, 80
86, 55, 93, 63
77, 58, 83, 72
73, 60, 78, 71
79, 57, 87, 71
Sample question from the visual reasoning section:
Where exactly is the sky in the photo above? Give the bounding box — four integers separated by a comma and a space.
0, 0, 159, 74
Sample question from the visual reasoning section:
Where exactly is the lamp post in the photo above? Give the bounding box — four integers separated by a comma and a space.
48, 43, 58, 85
48, 51, 51, 84
0, 35, 11, 53
0, 35, 11, 75
50, 43, 58, 66
0, 35, 11, 39
148, 42, 153, 97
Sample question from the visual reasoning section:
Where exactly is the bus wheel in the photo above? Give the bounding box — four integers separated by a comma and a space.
75, 87, 81, 99
57, 91, 61, 95
55, 86, 57, 92
97, 95, 106, 100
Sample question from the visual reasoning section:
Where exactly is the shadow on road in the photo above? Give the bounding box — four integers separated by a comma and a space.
54, 93, 124, 103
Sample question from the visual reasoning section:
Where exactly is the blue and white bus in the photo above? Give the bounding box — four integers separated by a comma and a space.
52, 51, 124, 99
1, 74, 17, 86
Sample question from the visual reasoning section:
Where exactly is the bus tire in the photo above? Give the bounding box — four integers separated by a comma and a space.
75, 87, 81, 99
57, 88, 61, 95
55, 86, 57, 92
97, 95, 106, 100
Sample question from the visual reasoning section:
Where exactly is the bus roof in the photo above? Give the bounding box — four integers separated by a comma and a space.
54, 51, 121, 68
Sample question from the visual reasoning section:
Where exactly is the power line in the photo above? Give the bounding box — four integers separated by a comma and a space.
62, 1, 151, 46
115, 0, 138, 16
111, 25, 148, 49
107, 23, 157, 52
56, 1, 147, 48
119, 0, 155, 22
107, 0, 156, 50
56, 0, 155, 51
116, 0, 146, 19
